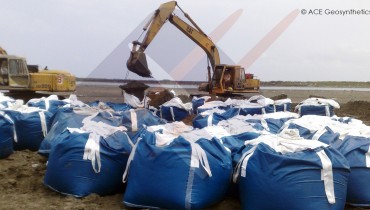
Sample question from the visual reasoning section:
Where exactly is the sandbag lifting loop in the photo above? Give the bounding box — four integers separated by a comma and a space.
122, 138, 142, 183
316, 150, 335, 204
130, 109, 138, 132
189, 142, 212, 177
38, 111, 48, 137
83, 133, 102, 173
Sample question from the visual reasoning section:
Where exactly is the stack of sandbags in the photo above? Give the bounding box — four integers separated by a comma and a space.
233, 135, 350, 210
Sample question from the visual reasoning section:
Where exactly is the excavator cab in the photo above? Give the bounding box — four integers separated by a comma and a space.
211, 64, 259, 94
126, 42, 152, 78
0, 56, 30, 87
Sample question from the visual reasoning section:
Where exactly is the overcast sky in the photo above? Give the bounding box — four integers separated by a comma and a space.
1, 0, 369, 81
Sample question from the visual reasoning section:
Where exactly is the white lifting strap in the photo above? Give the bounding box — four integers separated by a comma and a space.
233, 145, 258, 183
44, 99, 50, 111
189, 141, 212, 177
38, 111, 48, 137
122, 138, 142, 183
325, 105, 330, 117
130, 109, 138, 132
207, 114, 213, 127
312, 128, 327, 141
83, 132, 101, 173
260, 119, 270, 131
316, 150, 335, 204
366, 145, 370, 168
170, 107, 175, 121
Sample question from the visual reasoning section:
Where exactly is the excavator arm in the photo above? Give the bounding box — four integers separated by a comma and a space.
127, 1, 220, 78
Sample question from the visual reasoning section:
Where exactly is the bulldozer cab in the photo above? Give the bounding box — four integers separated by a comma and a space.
0, 56, 30, 87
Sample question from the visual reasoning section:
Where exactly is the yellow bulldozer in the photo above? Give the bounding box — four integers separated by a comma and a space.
0, 46, 76, 100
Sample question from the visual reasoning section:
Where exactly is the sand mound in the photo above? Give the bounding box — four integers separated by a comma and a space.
147, 88, 174, 108
336, 101, 370, 124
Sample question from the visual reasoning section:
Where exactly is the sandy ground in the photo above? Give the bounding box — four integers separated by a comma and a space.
0, 84, 369, 210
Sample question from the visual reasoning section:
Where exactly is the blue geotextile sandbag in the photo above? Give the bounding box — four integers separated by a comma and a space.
336, 135, 370, 206
191, 96, 211, 114
238, 106, 265, 115
196, 100, 230, 114
197, 106, 230, 114
220, 132, 260, 159
38, 107, 92, 157
275, 103, 291, 112
0, 111, 15, 158
263, 104, 276, 113
158, 97, 192, 122
295, 98, 339, 117
39, 107, 126, 157
246, 118, 293, 134
88, 101, 133, 112
237, 104, 275, 115
27, 98, 68, 114
274, 98, 292, 112
121, 109, 165, 132
123, 131, 232, 209
242, 112, 298, 134
285, 123, 341, 146
331, 117, 356, 124
160, 106, 191, 122
192, 97, 206, 114
0, 101, 14, 109
105, 102, 133, 112
233, 136, 350, 210
4, 109, 53, 151
44, 128, 132, 197
264, 118, 291, 134
192, 108, 240, 129
0, 94, 16, 109
298, 104, 335, 117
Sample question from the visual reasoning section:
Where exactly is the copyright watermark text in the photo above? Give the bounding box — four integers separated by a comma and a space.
301, 9, 370, 16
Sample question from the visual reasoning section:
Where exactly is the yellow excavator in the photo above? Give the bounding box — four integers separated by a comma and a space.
127, 1, 260, 95
0, 46, 75, 99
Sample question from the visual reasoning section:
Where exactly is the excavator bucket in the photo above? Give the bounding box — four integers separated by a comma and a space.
126, 51, 152, 78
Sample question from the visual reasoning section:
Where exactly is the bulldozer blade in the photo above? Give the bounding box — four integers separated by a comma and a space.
126, 51, 152, 78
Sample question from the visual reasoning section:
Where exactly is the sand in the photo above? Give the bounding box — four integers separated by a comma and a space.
0, 84, 369, 209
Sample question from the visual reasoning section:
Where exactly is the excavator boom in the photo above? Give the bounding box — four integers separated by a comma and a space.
127, 1, 220, 78
0, 47, 7, 55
